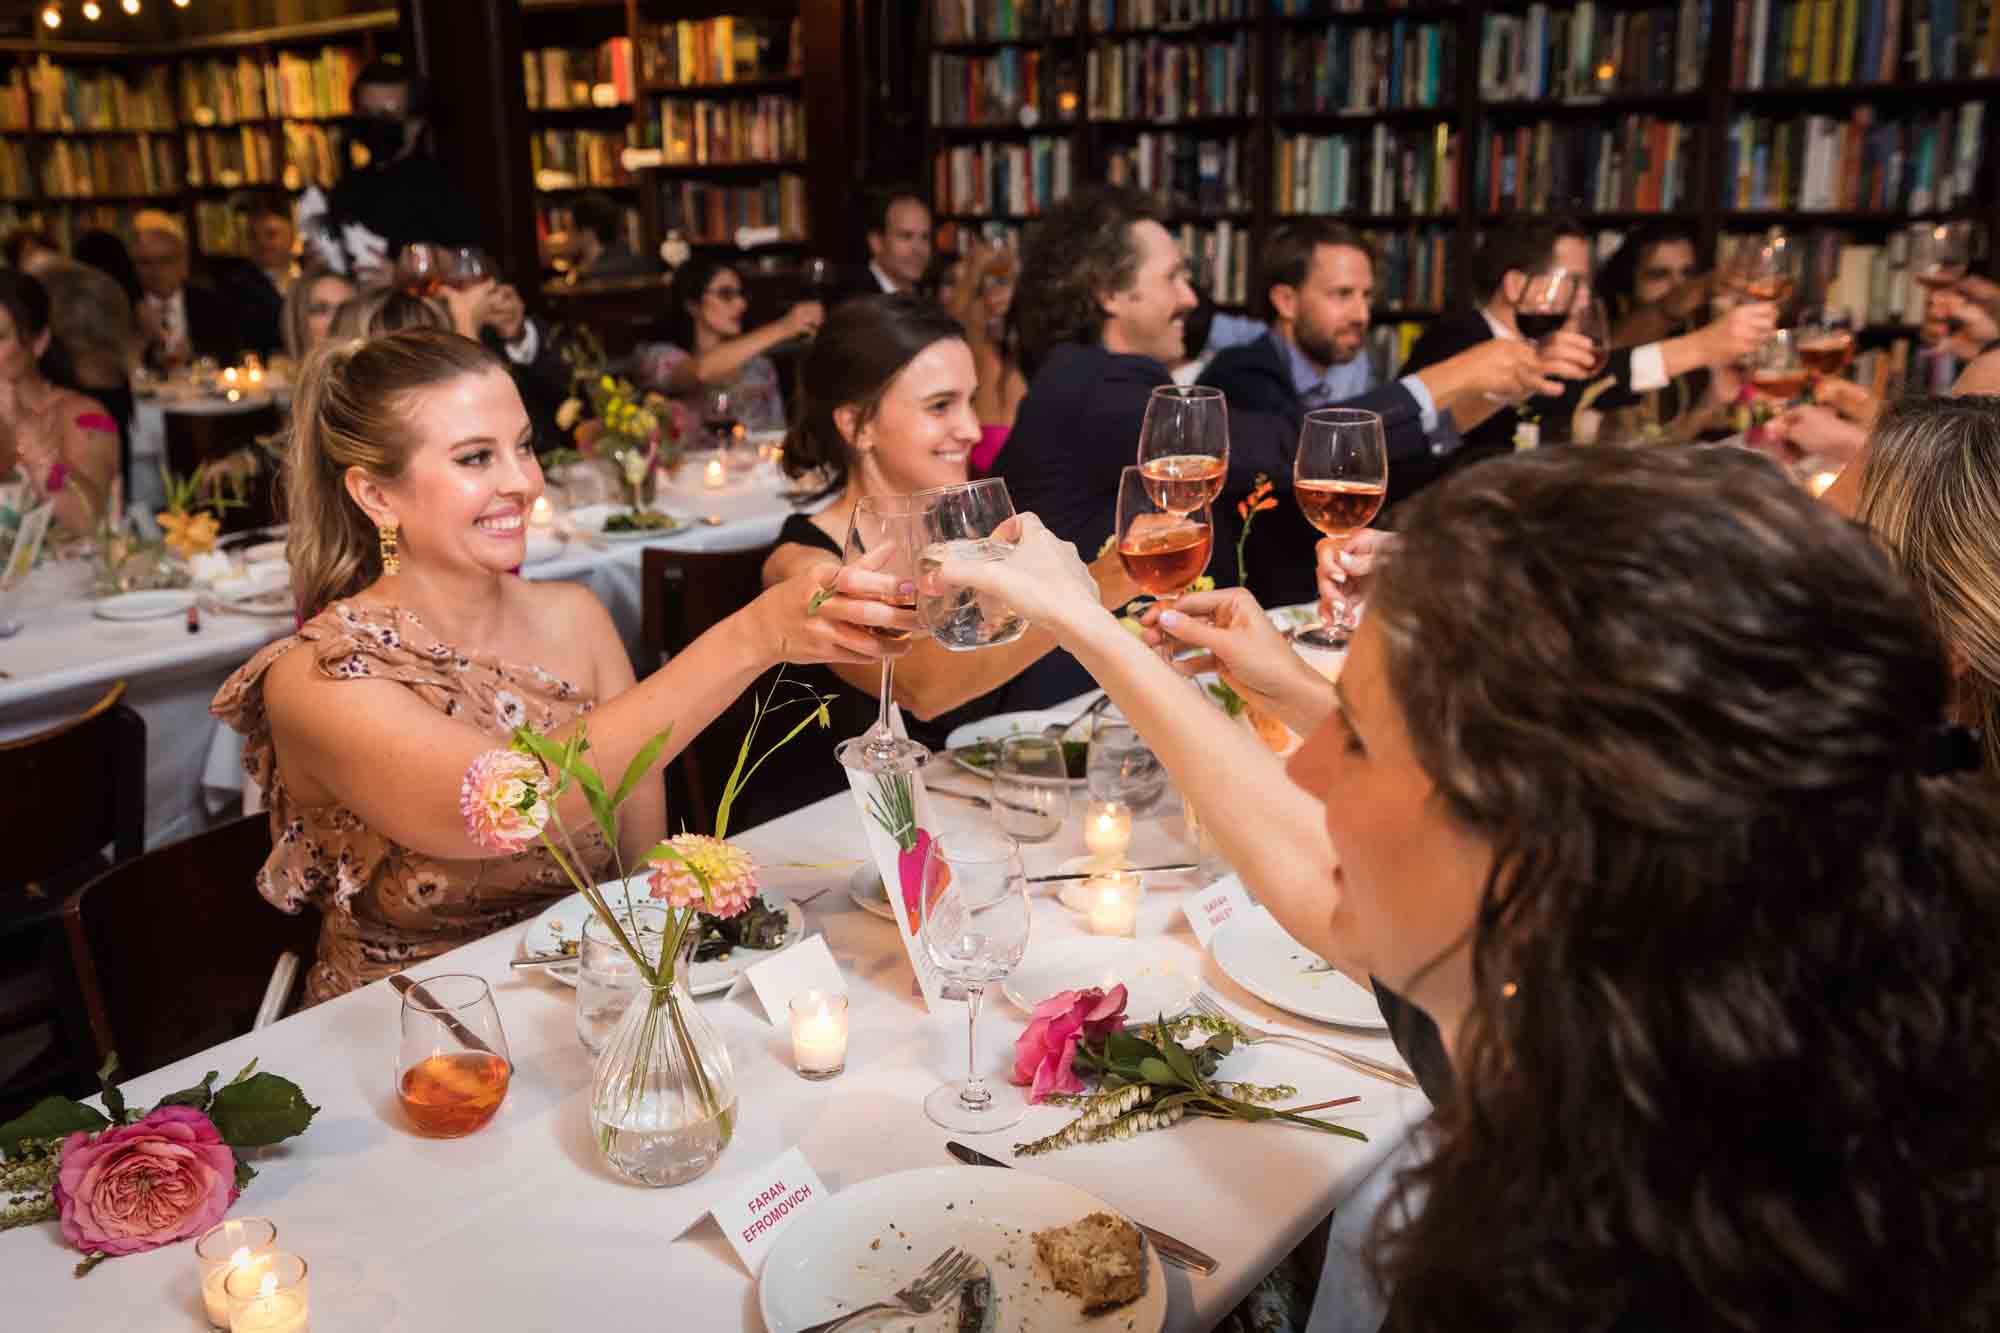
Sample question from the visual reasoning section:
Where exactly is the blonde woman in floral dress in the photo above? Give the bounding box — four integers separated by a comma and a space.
213, 329, 912, 1004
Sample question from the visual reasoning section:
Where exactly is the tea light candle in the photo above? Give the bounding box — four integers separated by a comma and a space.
1087, 873, 1140, 937
246, 366, 264, 387
223, 1251, 307, 1333
789, 990, 848, 1080
703, 458, 727, 489
195, 1218, 277, 1329
1082, 801, 1133, 863
221, 366, 240, 388
528, 495, 554, 528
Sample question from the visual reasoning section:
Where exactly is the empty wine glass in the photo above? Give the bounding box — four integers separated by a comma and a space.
1135, 384, 1229, 517
1291, 407, 1386, 651
1115, 465, 1213, 604
395, 974, 511, 1138
915, 478, 1026, 649
993, 735, 1068, 843
918, 829, 1032, 1133
833, 495, 927, 774
1086, 722, 1166, 813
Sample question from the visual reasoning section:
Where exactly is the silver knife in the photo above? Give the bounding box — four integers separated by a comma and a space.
945, 1141, 1219, 1275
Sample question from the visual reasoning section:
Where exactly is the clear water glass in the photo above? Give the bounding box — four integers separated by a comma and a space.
916, 478, 1026, 649
994, 735, 1068, 843
918, 829, 1032, 1133
575, 905, 668, 1055
1086, 723, 1166, 813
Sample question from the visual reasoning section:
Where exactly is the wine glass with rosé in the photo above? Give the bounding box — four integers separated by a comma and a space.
1114, 465, 1214, 605
1797, 305, 1856, 382
396, 974, 512, 1138
1136, 385, 1229, 517
1291, 407, 1387, 651
1750, 330, 1809, 405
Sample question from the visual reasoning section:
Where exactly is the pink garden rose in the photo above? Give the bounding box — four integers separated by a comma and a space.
1012, 984, 1129, 1104
54, 1106, 239, 1257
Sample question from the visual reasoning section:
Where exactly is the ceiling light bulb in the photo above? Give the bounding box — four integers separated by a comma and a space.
173, 0, 188, 7
40, 3, 60, 27
122, 0, 139, 13
81, 0, 100, 18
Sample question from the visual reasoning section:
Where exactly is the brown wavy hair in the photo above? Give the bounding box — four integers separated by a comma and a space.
1856, 394, 2000, 775
286, 328, 504, 618
1012, 183, 1166, 377
1364, 446, 2000, 1330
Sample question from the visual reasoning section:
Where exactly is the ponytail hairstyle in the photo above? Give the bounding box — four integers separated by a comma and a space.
286, 328, 503, 618
329, 287, 450, 340
781, 293, 970, 504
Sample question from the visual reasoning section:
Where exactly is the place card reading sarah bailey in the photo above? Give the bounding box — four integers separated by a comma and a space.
683, 1146, 828, 1275
1183, 876, 1253, 949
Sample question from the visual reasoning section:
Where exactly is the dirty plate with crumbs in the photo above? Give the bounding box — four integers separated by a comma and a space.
759, 1166, 1166, 1332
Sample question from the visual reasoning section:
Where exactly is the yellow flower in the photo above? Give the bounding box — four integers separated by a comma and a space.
599, 374, 616, 392
157, 509, 220, 558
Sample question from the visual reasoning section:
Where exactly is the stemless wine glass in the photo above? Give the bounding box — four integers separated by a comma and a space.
917, 829, 1032, 1132
1136, 384, 1229, 516
833, 494, 927, 773
1115, 465, 1213, 603
993, 735, 1069, 843
916, 478, 1027, 649
1750, 330, 1808, 404
395, 974, 512, 1138
1292, 407, 1387, 650
1086, 721, 1166, 813
395, 242, 443, 298
443, 245, 492, 290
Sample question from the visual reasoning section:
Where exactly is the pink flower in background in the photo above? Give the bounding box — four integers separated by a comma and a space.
459, 748, 549, 853
54, 1106, 238, 1257
648, 834, 758, 918
1012, 985, 1129, 1104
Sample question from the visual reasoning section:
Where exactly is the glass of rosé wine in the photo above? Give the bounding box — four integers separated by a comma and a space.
1291, 407, 1386, 651
1115, 465, 1214, 605
1136, 385, 1229, 517
396, 974, 512, 1138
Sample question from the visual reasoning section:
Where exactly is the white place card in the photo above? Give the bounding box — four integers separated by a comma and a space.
738, 932, 846, 1026
1183, 876, 1253, 949
703, 1146, 829, 1275
843, 763, 950, 1011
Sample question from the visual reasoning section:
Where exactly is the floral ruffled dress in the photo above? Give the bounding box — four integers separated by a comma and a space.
212, 601, 614, 1006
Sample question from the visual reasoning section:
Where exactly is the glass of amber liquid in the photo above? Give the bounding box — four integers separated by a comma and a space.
396, 974, 512, 1138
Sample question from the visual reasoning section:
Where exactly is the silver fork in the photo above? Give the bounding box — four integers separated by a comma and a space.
796, 1247, 976, 1333
1191, 992, 1420, 1090
1043, 691, 1111, 739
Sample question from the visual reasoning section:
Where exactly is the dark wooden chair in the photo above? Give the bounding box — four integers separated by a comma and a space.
641, 542, 778, 832
164, 403, 284, 534
62, 814, 320, 1080
0, 682, 145, 1115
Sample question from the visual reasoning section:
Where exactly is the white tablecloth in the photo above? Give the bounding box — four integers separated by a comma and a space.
0, 468, 801, 849
3, 773, 1428, 1331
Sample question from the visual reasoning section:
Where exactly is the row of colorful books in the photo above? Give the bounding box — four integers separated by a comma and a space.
636, 17, 800, 88
30, 63, 175, 133
934, 136, 1076, 216
41, 137, 181, 199
537, 200, 644, 257
0, 202, 137, 249
1477, 1, 1709, 102
930, 49, 1064, 127
1275, 125, 1458, 215
643, 97, 805, 165
1177, 220, 1249, 304
656, 174, 808, 244
531, 130, 635, 190
524, 40, 637, 110
1722, 103, 1986, 212
930, 0, 1079, 43
179, 47, 362, 127
1732, 0, 2000, 87
1085, 0, 1251, 30
1365, 226, 1453, 313
1105, 132, 1249, 213
1278, 20, 1454, 113
1086, 33, 1255, 119
1477, 116, 1701, 213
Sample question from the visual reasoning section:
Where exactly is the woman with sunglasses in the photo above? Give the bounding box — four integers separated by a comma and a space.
632, 253, 822, 440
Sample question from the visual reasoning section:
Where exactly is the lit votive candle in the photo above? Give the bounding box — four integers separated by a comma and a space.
195, 1217, 277, 1329
703, 458, 727, 489
528, 495, 554, 528
1082, 800, 1133, 863
223, 1250, 307, 1333
246, 366, 264, 387
1087, 872, 1141, 937
789, 990, 848, 1080
221, 366, 240, 387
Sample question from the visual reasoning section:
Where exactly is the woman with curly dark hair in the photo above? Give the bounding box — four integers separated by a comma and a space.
930, 443, 2000, 1332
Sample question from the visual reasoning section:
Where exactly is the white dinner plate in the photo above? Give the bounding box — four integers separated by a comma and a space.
1002, 936, 1199, 1022
209, 565, 293, 616
518, 882, 803, 994
847, 863, 898, 921
92, 588, 196, 621
565, 502, 685, 543
943, 710, 1099, 788
1209, 904, 1386, 1030
759, 1166, 1167, 1333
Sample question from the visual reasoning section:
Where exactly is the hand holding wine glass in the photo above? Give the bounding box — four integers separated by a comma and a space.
1136, 385, 1229, 516
918, 830, 1033, 1133
833, 495, 928, 773
1115, 466, 1213, 605
916, 478, 1029, 650
1570, 296, 1612, 377
923, 510, 1100, 636
1512, 267, 1581, 344
1291, 408, 1386, 651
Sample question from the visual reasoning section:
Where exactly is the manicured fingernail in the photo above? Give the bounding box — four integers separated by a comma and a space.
1158, 610, 1185, 630
899, 580, 916, 597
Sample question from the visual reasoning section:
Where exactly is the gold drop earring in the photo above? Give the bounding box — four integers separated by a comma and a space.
378, 523, 401, 577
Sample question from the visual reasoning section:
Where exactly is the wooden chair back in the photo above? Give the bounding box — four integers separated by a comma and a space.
62, 814, 320, 1079
641, 543, 777, 831
0, 681, 144, 895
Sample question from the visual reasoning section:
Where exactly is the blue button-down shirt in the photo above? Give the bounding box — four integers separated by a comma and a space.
1276, 330, 1460, 459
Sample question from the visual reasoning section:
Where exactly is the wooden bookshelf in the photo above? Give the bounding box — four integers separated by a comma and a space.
920, 0, 2000, 350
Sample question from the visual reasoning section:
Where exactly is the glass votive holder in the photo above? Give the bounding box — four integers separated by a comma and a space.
789, 990, 849, 1080
224, 1250, 308, 1333
195, 1217, 278, 1329
576, 905, 668, 1055
1086, 871, 1141, 937
1081, 799, 1133, 865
